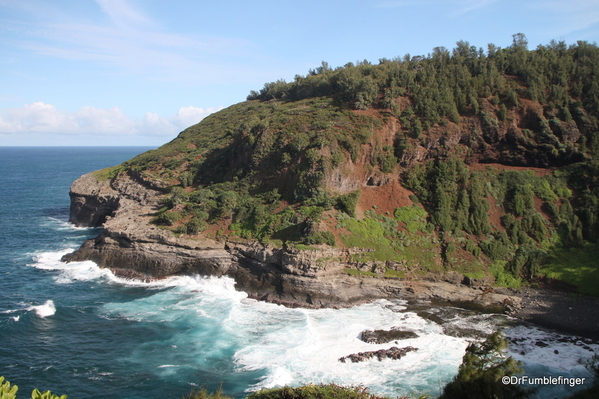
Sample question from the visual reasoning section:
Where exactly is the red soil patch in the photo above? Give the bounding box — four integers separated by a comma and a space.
352, 108, 381, 118
356, 178, 415, 217
202, 217, 233, 238
321, 211, 351, 247
485, 194, 503, 231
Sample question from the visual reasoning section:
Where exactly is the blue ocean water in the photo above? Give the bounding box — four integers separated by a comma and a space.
0, 147, 595, 399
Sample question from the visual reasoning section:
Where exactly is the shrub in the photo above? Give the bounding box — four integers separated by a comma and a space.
152, 210, 183, 226
335, 191, 361, 217
186, 217, 206, 234
491, 261, 522, 289
247, 384, 389, 399
0, 376, 17, 399
0, 377, 67, 399
304, 231, 336, 246
181, 386, 233, 399
439, 332, 527, 399
180, 171, 194, 188
394, 206, 428, 233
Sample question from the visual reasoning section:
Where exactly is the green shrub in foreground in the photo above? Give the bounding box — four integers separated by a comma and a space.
0, 377, 67, 399
439, 332, 528, 399
181, 386, 233, 399
246, 383, 400, 399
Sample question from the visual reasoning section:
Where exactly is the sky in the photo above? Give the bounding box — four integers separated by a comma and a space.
1, 0, 598, 146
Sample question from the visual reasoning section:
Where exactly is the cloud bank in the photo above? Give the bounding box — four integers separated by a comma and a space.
0, 102, 223, 139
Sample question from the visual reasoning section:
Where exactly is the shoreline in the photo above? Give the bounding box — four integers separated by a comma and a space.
113, 264, 599, 341
511, 288, 599, 341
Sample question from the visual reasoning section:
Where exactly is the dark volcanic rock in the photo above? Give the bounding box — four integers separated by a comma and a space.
339, 346, 418, 363
360, 328, 419, 344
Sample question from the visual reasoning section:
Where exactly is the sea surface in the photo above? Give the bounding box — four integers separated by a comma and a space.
0, 147, 596, 399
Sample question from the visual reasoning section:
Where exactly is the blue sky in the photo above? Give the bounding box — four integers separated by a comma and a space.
1, 0, 598, 146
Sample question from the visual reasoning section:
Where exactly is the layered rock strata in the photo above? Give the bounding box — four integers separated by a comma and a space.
62, 171, 521, 311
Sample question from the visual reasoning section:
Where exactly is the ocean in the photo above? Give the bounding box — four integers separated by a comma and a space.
0, 147, 596, 399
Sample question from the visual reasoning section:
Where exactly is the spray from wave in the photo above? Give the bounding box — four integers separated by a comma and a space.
28, 300, 56, 318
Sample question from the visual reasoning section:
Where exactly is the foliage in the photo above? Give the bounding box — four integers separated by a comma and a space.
246, 383, 394, 399
304, 231, 336, 246
92, 165, 123, 182
0, 377, 17, 399
0, 378, 67, 399
394, 206, 427, 233
491, 261, 522, 289
339, 217, 398, 262
541, 243, 599, 295
181, 386, 234, 399
439, 332, 528, 399
335, 191, 361, 217
30, 390, 67, 399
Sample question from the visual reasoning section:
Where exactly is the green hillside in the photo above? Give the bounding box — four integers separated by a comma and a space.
105, 34, 599, 295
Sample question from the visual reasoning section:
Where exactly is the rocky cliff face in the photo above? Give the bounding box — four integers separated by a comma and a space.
62, 170, 520, 311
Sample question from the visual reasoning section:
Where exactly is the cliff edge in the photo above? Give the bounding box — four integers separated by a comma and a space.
62, 170, 520, 311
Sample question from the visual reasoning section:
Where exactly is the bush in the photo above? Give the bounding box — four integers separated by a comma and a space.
335, 191, 361, 217
439, 332, 527, 399
0, 377, 67, 399
180, 171, 194, 188
186, 217, 206, 234
491, 261, 522, 289
247, 384, 390, 399
181, 386, 233, 399
152, 210, 183, 226
394, 206, 427, 233
304, 231, 336, 246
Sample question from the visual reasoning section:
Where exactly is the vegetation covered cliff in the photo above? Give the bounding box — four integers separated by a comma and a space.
84, 34, 599, 296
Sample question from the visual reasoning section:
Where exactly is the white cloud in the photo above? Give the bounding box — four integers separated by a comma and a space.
171, 106, 222, 130
0, 0, 263, 84
95, 0, 154, 29
0, 102, 223, 138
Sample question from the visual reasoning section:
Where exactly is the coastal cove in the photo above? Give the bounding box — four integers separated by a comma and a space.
0, 147, 596, 399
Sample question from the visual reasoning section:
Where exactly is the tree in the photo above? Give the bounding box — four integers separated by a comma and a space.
512, 33, 528, 50
440, 332, 528, 399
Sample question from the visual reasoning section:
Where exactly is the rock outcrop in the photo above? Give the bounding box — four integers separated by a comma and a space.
360, 328, 419, 344
339, 346, 419, 363
62, 170, 522, 310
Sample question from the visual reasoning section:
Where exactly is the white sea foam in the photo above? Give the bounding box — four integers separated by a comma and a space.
11, 316, 20, 322
30, 249, 116, 284
30, 249, 249, 299
88, 273, 489, 397
230, 300, 469, 397
1, 308, 20, 314
505, 325, 599, 373
42, 217, 91, 231
28, 300, 56, 318
23, 248, 597, 397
